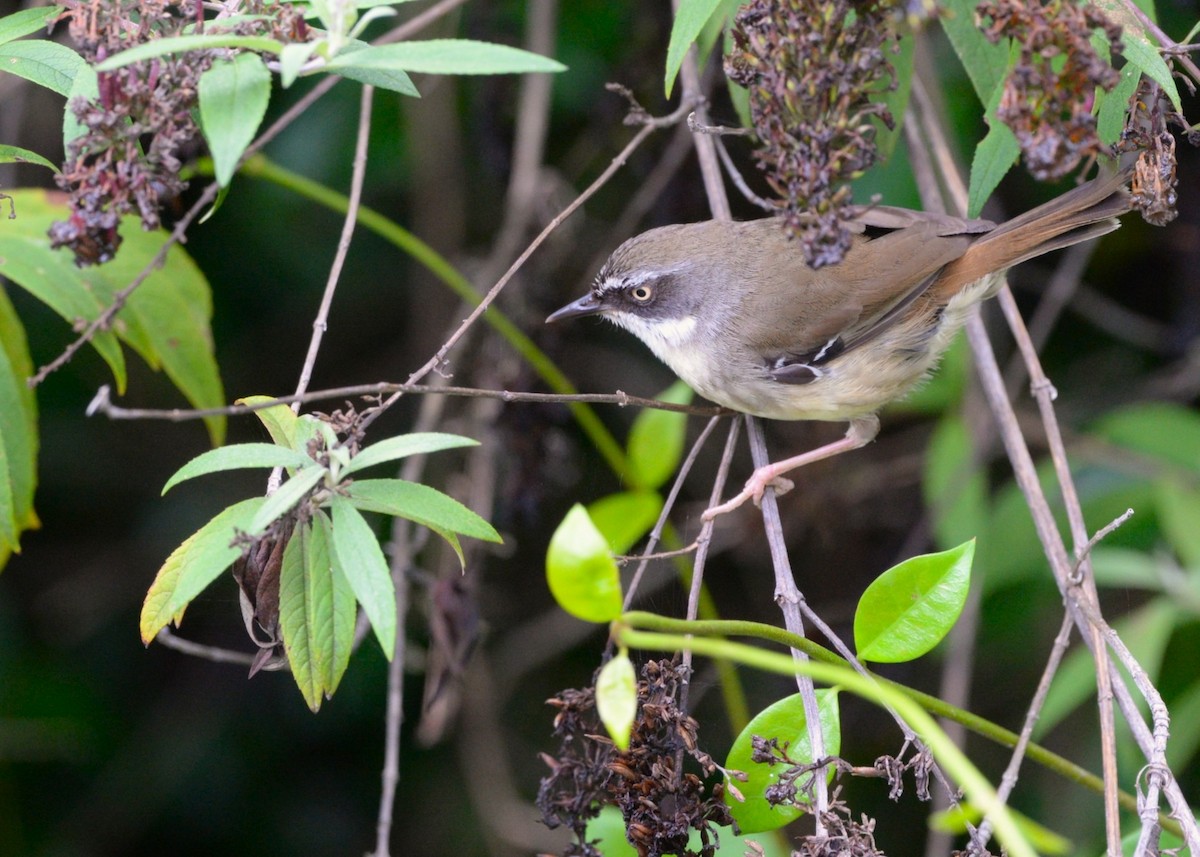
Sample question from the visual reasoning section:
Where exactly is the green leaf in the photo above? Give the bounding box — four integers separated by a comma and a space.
0, 6, 61, 47
198, 53, 272, 187
323, 39, 566, 76
1156, 478, 1200, 568
627, 381, 692, 490
162, 443, 313, 494
0, 39, 85, 96
584, 806, 784, 857
1096, 61, 1140, 146
874, 27, 914, 164
0, 285, 38, 559
923, 415, 988, 550
62, 63, 98, 152
279, 516, 354, 710
342, 431, 478, 475
586, 491, 663, 556
546, 504, 622, 623
967, 60, 1020, 218
664, 0, 723, 98
344, 478, 501, 543
1035, 598, 1179, 738
140, 497, 265, 643
1091, 403, 1200, 475
329, 495, 395, 659
596, 652, 637, 751
323, 40, 419, 95
1089, 547, 1172, 592
931, 804, 1072, 855
95, 34, 285, 71
239, 395, 304, 450
939, 0, 1009, 103
854, 540, 974, 663
1092, 0, 1181, 110
0, 144, 57, 172
0, 190, 226, 443
279, 41, 319, 88
248, 465, 325, 534
724, 691, 841, 834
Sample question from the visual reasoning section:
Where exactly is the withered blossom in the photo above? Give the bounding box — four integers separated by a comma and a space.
725, 0, 903, 268
537, 659, 734, 857
50, 0, 307, 265
977, 0, 1123, 181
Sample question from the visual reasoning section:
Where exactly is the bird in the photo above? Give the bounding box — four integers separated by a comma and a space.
547, 169, 1133, 519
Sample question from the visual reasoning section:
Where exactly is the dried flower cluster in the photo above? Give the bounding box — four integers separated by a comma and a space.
1119, 77, 1189, 226
537, 659, 734, 857
977, 0, 1122, 181
725, 0, 902, 269
51, 0, 306, 265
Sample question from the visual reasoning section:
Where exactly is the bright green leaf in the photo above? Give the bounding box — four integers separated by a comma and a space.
724, 691, 841, 834
586, 491, 663, 556
95, 34, 285, 71
1096, 62, 1140, 146
664, 0, 723, 97
0, 144, 57, 172
239, 395, 305, 450
140, 497, 265, 643
627, 381, 692, 490
0, 190, 226, 443
325, 41, 420, 95
584, 806, 785, 857
162, 443, 313, 494
62, 63, 98, 153
280, 522, 324, 710
1092, 0, 1181, 110
939, 0, 1009, 103
329, 495, 395, 659
199, 53, 272, 187
279, 41, 319, 88
596, 652, 638, 751
324, 39, 565, 76
0, 285, 38, 560
248, 465, 325, 534
0, 39, 85, 96
343, 431, 478, 475
279, 516, 354, 710
546, 504, 622, 623
854, 540, 974, 663
0, 6, 61, 47
344, 478, 501, 543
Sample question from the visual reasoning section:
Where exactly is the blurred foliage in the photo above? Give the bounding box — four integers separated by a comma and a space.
0, 0, 1198, 856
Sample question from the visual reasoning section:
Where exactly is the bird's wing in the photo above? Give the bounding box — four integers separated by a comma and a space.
747, 213, 992, 384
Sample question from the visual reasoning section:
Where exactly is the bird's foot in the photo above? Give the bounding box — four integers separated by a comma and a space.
701, 468, 794, 521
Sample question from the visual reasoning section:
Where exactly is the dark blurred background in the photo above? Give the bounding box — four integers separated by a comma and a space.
1, 0, 1198, 855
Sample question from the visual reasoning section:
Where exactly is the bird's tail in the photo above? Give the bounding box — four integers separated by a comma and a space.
932, 167, 1133, 300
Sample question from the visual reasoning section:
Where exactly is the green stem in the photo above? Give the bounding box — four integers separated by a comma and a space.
622, 611, 1181, 834
619, 627, 1037, 857
233, 154, 630, 481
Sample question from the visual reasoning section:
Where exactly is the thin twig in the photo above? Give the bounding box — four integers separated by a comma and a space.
154, 627, 256, 666
622, 416, 723, 608
86, 381, 727, 422
746, 416, 828, 826
975, 612, 1075, 849
28, 181, 219, 388
355, 98, 696, 435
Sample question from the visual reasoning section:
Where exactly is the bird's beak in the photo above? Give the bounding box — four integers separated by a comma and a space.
546, 292, 604, 323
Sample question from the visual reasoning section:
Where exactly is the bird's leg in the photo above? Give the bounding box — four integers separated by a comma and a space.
702, 415, 880, 521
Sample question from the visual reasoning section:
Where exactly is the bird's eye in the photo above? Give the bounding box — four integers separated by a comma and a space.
629, 284, 653, 303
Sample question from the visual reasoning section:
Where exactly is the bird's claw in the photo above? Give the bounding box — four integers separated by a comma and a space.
701, 470, 795, 522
